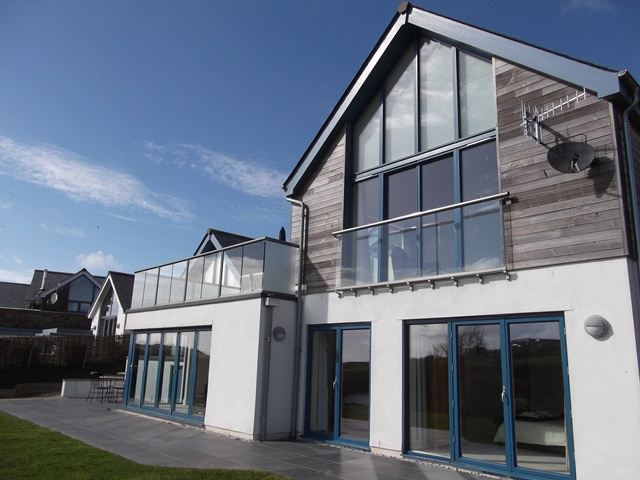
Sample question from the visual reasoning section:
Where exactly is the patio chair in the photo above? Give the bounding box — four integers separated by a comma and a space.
86, 377, 109, 402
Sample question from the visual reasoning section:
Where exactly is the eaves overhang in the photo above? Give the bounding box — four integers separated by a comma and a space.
283, 2, 630, 196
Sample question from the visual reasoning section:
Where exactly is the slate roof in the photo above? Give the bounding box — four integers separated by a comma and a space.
193, 228, 253, 256
109, 271, 134, 310
25, 269, 105, 306
0, 282, 31, 308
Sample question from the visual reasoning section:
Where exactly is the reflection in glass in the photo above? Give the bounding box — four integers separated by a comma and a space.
420, 39, 454, 150
459, 52, 495, 137
158, 333, 177, 411
387, 168, 418, 280
174, 332, 194, 415
169, 261, 187, 303
308, 330, 336, 436
129, 333, 146, 405
408, 324, 449, 456
354, 96, 382, 172
143, 333, 161, 407
156, 265, 172, 305
457, 324, 505, 463
142, 268, 158, 307
202, 253, 221, 299
509, 322, 569, 473
461, 142, 501, 271
340, 329, 370, 441
385, 47, 416, 162
192, 331, 211, 417
221, 249, 242, 296
185, 256, 204, 302
241, 242, 264, 292
132, 272, 145, 308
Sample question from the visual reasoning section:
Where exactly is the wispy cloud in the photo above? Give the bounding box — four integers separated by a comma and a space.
40, 223, 85, 238
563, 0, 613, 13
75, 250, 120, 273
142, 142, 285, 198
0, 268, 32, 284
107, 213, 140, 223
10, 255, 23, 265
0, 135, 194, 222
0, 201, 11, 210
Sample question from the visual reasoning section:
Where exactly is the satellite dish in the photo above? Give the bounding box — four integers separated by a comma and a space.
50, 292, 58, 304
547, 141, 596, 173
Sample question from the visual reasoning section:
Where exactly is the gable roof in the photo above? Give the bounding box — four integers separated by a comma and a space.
87, 271, 135, 318
38, 269, 104, 298
25, 269, 102, 305
283, 2, 635, 196
193, 228, 253, 256
0, 281, 31, 308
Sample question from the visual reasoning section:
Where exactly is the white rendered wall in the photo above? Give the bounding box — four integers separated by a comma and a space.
89, 293, 126, 336
299, 257, 640, 480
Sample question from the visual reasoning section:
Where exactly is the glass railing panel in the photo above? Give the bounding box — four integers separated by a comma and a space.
220, 247, 242, 296
156, 265, 172, 305
263, 241, 296, 295
338, 226, 381, 288
185, 256, 204, 302
202, 252, 221, 299
142, 268, 159, 307
241, 242, 264, 293
387, 218, 419, 282
462, 199, 502, 271
421, 210, 457, 276
132, 271, 145, 309
169, 260, 187, 303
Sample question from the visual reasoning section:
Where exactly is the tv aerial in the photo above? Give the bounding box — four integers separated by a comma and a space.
547, 141, 596, 173
521, 87, 587, 144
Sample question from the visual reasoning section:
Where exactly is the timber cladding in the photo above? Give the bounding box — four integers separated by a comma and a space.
496, 59, 627, 270
291, 131, 346, 293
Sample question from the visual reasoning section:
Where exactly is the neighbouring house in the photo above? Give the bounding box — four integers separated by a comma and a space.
25, 269, 104, 314
88, 271, 134, 337
121, 4, 640, 480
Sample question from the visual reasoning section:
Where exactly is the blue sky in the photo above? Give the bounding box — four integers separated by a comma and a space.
0, 0, 638, 282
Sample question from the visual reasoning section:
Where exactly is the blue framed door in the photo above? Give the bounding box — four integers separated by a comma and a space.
306, 324, 371, 447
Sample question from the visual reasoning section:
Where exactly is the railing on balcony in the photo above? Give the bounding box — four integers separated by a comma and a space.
130, 238, 297, 310
333, 192, 509, 288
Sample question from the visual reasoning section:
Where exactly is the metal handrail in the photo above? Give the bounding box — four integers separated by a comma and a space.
332, 192, 510, 237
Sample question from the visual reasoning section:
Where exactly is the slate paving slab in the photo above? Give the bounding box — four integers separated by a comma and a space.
0, 397, 505, 480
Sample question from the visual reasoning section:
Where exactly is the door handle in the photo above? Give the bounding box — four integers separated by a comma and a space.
501, 386, 507, 403
332, 378, 337, 389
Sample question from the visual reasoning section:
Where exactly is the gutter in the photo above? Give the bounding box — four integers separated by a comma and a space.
285, 197, 309, 439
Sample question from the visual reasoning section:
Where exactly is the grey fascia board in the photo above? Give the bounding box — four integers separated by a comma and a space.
283, 13, 407, 194
408, 9, 620, 98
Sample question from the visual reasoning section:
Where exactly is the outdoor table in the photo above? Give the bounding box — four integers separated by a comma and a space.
99, 375, 125, 402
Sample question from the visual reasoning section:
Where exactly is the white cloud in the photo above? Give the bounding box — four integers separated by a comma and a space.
0, 135, 194, 222
107, 213, 140, 223
10, 255, 23, 265
563, 0, 613, 13
143, 142, 285, 198
0, 268, 32, 284
75, 250, 120, 273
40, 223, 85, 238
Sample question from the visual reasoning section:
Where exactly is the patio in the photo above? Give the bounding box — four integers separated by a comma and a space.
0, 397, 501, 480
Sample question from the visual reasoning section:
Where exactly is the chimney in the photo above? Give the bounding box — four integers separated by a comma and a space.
39, 269, 47, 291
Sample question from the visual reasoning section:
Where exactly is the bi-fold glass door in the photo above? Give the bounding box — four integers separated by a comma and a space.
306, 324, 371, 446
125, 328, 211, 422
406, 315, 574, 479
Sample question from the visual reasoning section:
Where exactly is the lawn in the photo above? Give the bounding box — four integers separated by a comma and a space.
0, 411, 287, 480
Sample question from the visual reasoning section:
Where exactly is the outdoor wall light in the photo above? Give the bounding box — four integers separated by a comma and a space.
272, 326, 286, 342
584, 315, 610, 339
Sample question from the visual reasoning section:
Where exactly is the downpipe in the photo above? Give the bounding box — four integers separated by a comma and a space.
622, 79, 640, 267
285, 197, 308, 439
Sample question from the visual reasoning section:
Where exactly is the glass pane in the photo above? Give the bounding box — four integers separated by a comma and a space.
192, 331, 211, 417
308, 330, 336, 436
143, 333, 161, 407
420, 39, 454, 150
354, 176, 380, 226
262, 241, 296, 295
457, 324, 505, 463
132, 272, 145, 308
385, 46, 416, 162
340, 227, 381, 287
169, 261, 187, 303
68, 276, 96, 302
156, 265, 172, 305
340, 329, 370, 441
408, 324, 449, 456
509, 322, 569, 473
142, 268, 158, 307
354, 96, 381, 172
202, 253, 221, 299
185, 256, 204, 302
387, 168, 418, 281
461, 142, 502, 271
157, 333, 177, 411
221, 248, 242, 296
128, 333, 147, 405
459, 52, 495, 137
241, 242, 264, 292
174, 332, 195, 415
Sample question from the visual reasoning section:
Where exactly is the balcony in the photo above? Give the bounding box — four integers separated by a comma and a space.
130, 238, 297, 310
334, 192, 509, 290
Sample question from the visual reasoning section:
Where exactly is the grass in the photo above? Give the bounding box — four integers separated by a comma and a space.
0, 411, 287, 480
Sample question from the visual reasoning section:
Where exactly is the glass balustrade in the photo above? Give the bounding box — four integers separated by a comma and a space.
338, 196, 504, 288
131, 239, 297, 309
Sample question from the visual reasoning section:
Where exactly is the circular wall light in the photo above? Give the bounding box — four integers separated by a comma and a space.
584, 315, 610, 339
272, 326, 286, 342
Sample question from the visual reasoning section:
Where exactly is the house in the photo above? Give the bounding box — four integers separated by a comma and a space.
25, 269, 104, 314
121, 4, 640, 480
88, 271, 134, 337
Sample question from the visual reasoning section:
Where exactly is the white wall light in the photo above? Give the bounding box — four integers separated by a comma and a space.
584, 315, 610, 339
